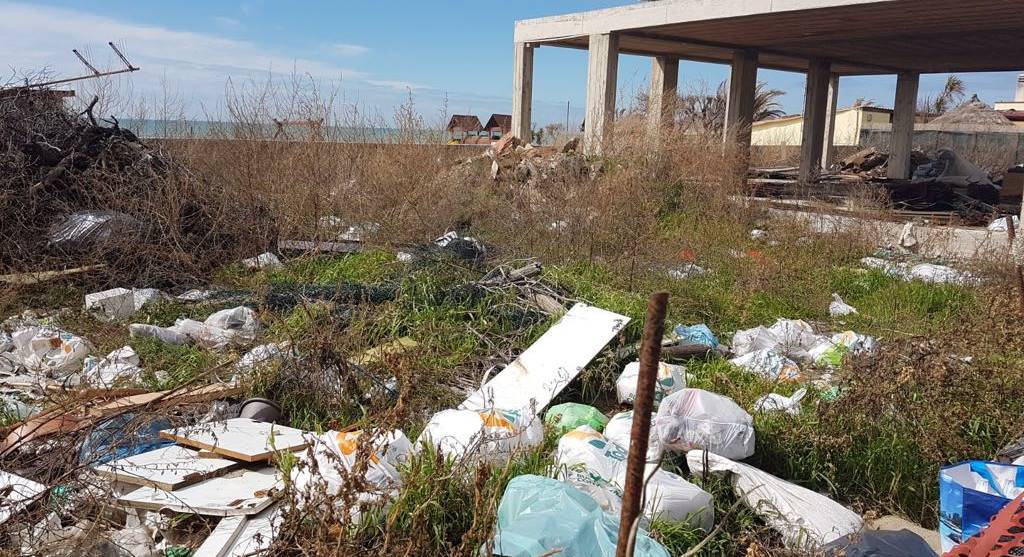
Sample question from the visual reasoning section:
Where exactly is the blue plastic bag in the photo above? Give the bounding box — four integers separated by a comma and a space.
939, 460, 1024, 552
673, 324, 719, 349
489, 475, 669, 557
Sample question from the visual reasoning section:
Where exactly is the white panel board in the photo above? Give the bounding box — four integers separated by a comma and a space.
192, 515, 247, 557
460, 303, 629, 414
160, 418, 310, 462
117, 468, 280, 516
94, 445, 241, 490
0, 470, 46, 525
224, 504, 283, 557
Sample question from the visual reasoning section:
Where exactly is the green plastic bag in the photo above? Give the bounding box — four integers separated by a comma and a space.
488, 475, 670, 557
545, 403, 608, 434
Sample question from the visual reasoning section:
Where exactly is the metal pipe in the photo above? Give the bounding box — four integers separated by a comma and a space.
616, 291, 669, 557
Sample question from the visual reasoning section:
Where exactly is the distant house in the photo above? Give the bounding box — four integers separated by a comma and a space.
483, 114, 512, 140
446, 114, 483, 144
751, 105, 893, 146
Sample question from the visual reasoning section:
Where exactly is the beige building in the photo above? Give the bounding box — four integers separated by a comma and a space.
751, 106, 892, 146
994, 74, 1024, 128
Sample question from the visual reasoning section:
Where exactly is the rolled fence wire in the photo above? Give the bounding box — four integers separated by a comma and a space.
615, 291, 669, 557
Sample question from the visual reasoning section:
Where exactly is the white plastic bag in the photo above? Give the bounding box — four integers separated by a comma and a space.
8, 327, 92, 377
416, 408, 543, 465
807, 331, 878, 367
655, 389, 755, 460
754, 388, 807, 415
131, 306, 260, 350
604, 410, 663, 465
729, 348, 801, 381
615, 361, 687, 405
730, 326, 778, 357
291, 429, 411, 520
241, 252, 283, 270
84, 288, 137, 321
555, 426, 714, 529
81, 346, 142, 388
828, 294, 857, 317
686, 450, 862, 549
129, 324, 191, 345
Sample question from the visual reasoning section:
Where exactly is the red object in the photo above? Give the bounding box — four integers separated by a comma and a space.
679, 249, 696, 261
944, 492, 1024, 557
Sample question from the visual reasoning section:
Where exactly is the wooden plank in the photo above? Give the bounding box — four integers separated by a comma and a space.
93, 445, 241, 491
88, 384, 244, 419
460, 303, 629, 415
117, 469, 279, 516
159, 418, 310, 463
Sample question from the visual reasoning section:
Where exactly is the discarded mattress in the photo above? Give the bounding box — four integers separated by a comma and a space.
686, 450, 863, 549
655, 388, 755, 460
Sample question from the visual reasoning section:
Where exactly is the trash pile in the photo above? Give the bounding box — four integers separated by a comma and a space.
473, 133, 596, 189
0, 88, 273, 281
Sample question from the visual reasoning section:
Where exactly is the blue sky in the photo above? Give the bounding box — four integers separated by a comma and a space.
3, 1, 1021, 128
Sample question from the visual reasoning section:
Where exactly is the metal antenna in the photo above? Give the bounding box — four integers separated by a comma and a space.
3, 42, 141, 91
72, 49, 101, 76
108, 42, 138, 71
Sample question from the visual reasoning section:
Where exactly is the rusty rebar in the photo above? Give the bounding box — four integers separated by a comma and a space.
1006, 215, 1024, 311
616, 291, 669, 557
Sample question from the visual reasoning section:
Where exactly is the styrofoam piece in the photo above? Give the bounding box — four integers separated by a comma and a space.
460, 303, 629, 414
85, 288, 136, 321
160, 418, 310, 462
0, 470, 47, 525
117, 468, 280, 516
686, 450, 863, 549
93, 445, 241, 490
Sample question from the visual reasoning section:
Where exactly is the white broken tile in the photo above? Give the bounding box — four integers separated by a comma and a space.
117, 468, 280, 516
0, 470, 47, 525
160, 418, 309, 462
93, 445, 241, 490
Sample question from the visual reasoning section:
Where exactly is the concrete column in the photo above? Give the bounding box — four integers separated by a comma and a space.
584, 33, 619, 155
798, 59, 832, 183
888, 71, 920, 179
723, 49, 759, 149
511, 42, 534, 141
821, 74, 840, 170
648, 56, 679, 136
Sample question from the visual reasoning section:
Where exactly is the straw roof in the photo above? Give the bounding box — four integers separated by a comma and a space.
930, 95, 1014, 127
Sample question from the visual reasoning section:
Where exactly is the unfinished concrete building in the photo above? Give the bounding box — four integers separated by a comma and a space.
511, 0, 1024, 182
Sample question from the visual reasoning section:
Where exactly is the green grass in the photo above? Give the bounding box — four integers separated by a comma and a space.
267, 250, 402, 286
129, 336, 218, 390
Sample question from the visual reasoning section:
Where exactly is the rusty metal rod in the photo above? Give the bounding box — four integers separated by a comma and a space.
1006, 215, 1024, 312
616, 291, 669, 557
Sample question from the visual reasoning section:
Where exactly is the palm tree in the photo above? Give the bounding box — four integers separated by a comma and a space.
676, 80, 785, 132
918, 74, 966, 115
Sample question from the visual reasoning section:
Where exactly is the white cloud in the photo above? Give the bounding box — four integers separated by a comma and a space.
329, 43, 369, 57
213, 16, 242, 29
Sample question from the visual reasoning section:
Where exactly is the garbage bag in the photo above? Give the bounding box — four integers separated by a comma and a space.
8, 327, 92, 377
554, 426, 714, 529
731, 325, 778, 357
48, 210, 138, 248
81, 346, 142, 388
808, 331, 878, 368
655, 389, 755, 460
939, 460, 1024, 552
687, 450, 863, 549
545, 403, 608, 435
84, 288, 137, 321
241, 252, 283, 270
416, 408, 543, 465
130, 306, 260, 350
824, 529, 937, 557
78, 413, 174, 465
489, 475, 670, 557
604, 410, 663, 465
616, 361, 687, 405
729, 348, 801, 381
129, 323, 191, 345
290, 429, 411, 521
754, 388, 807, 415
829, 294, 858, 317
673, 324, 719, 348
733, 319, 825, 363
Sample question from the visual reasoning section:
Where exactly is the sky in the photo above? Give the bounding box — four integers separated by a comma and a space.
3, 1, 1022, 129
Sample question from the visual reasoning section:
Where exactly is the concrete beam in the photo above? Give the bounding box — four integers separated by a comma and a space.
888, 71, 920, 179
647, 56, 679, 138
798, 59, 832, 183
584, 33, 619, 155
511, 42, 534, 141
724, 49, 758, 153
821, 74, 840, 170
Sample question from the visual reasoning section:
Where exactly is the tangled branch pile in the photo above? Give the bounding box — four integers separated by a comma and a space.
0, 89, 276, 285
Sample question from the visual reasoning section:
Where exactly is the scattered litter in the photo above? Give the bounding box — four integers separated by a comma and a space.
616, 360, 687, 405
84, 288, 137, 321
730, 348, 802, 381
352, 337, 418, 366
80, 346, 141, 388
129, 323, 191, 345
160, 418, 310, 462
489, 474, 671, 557
129, 306, 259, 350
78, 412, 174, 465
750, 229, 768, 240
555, 426, 714, 528
237, 398, 284, 424
241, 252, 282, 270
48, 210, 138, 248
988, 216, 1019, 232
460, 303, 629, 415
667, 263, 707, 280
860, 257, 977, 285
754, 388, 807, 415
118, 468, 280, 516
177, 289, 218, 302
417, 408, 542, 464
7, 326, 92, 377
939, 460, 1024, 552
808, 331, 878, 367
235, 342, 292, 374
672, 323, 719, 349
291, 429, 410, 521
687, 450, 863, 549
829, 294, 858, 317
93, 444, 240, 490
0, 470, 47, 525
732, 318, 820, 362
824, 529, 938, 557
604, 410, 663, 465
545, 403, 608, 435
655, 389, 755, 460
